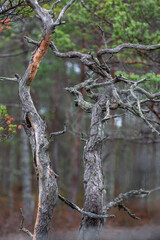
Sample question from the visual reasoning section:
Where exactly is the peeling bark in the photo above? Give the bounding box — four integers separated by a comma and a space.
28, 34, 51, 83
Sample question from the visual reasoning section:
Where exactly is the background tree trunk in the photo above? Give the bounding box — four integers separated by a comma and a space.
8, 140, 15, 210
20, 126, 34, 223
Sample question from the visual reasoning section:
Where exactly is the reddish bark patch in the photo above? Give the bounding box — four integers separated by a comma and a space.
28, 35, 51, 83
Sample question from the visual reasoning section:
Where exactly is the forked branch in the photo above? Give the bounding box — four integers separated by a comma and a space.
104, 187, 160, 220
105, 188, 160, 211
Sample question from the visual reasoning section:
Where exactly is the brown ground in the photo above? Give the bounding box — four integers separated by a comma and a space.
1, 225, 160, 240
1, 198, 160, 240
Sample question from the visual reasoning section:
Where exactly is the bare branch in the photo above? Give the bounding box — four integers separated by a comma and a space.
24, 36, 39, 46
118, 204, 141, 220
134, 86, 160, 99
104, 188, 160, 212
73, 77, 100, 91
58, 194, 115, 219
106, 60, 158, 66
85, 79, 114, 90
65, 87, 93, 112
50, 0, 61, 11
98, 26, 107, 48
97, 43, 160, 58
0, 52, 25, 58
80, 133, 88, 143
51, 42, 110, 77
102, 113, 125, 122
49, 125, 66, 142
143, 118, 160, 136
50, 41, 89, 59
149, 186, 160, 193
0, 77, 18, 82
54, 0, 76, 26
19, 208, 33, 239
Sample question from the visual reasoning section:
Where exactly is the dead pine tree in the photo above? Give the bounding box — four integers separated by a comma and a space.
51, 43, 160, 239
0, 1, 160, 240
0, 0, 76, 239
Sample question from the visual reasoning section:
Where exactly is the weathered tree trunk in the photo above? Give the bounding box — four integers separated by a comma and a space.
18, 4, 59, 238
19, 78, 58, 240
79, 103, 104, 240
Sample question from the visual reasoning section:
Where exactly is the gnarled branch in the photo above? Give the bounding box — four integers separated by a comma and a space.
97, 43, 160, 57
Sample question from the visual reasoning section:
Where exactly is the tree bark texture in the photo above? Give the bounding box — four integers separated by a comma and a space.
19, 56, 58, 240
79, 103, 105, 240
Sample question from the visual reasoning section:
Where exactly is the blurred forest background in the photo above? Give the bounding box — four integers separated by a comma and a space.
0, 0, 160, 239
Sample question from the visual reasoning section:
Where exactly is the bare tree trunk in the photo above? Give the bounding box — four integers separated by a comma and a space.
20, 126, 34, 223
16, 1, 62, 237
18, 10, 59, 238
19, 20, 34, 223
19, 80, 58, 240
8, 140, 15, 210
79, 103, 104, 240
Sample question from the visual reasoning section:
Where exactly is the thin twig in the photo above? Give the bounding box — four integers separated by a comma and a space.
19, 208, 33, 239
55, 0, 75, 25
51, 0, 61, 11
0, 52, 25, 58
118, 204, 141, 220
102, 113, 125, 122
49, 125, 66, 141
24, 36, 39, 46
0, 77, 18, 81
